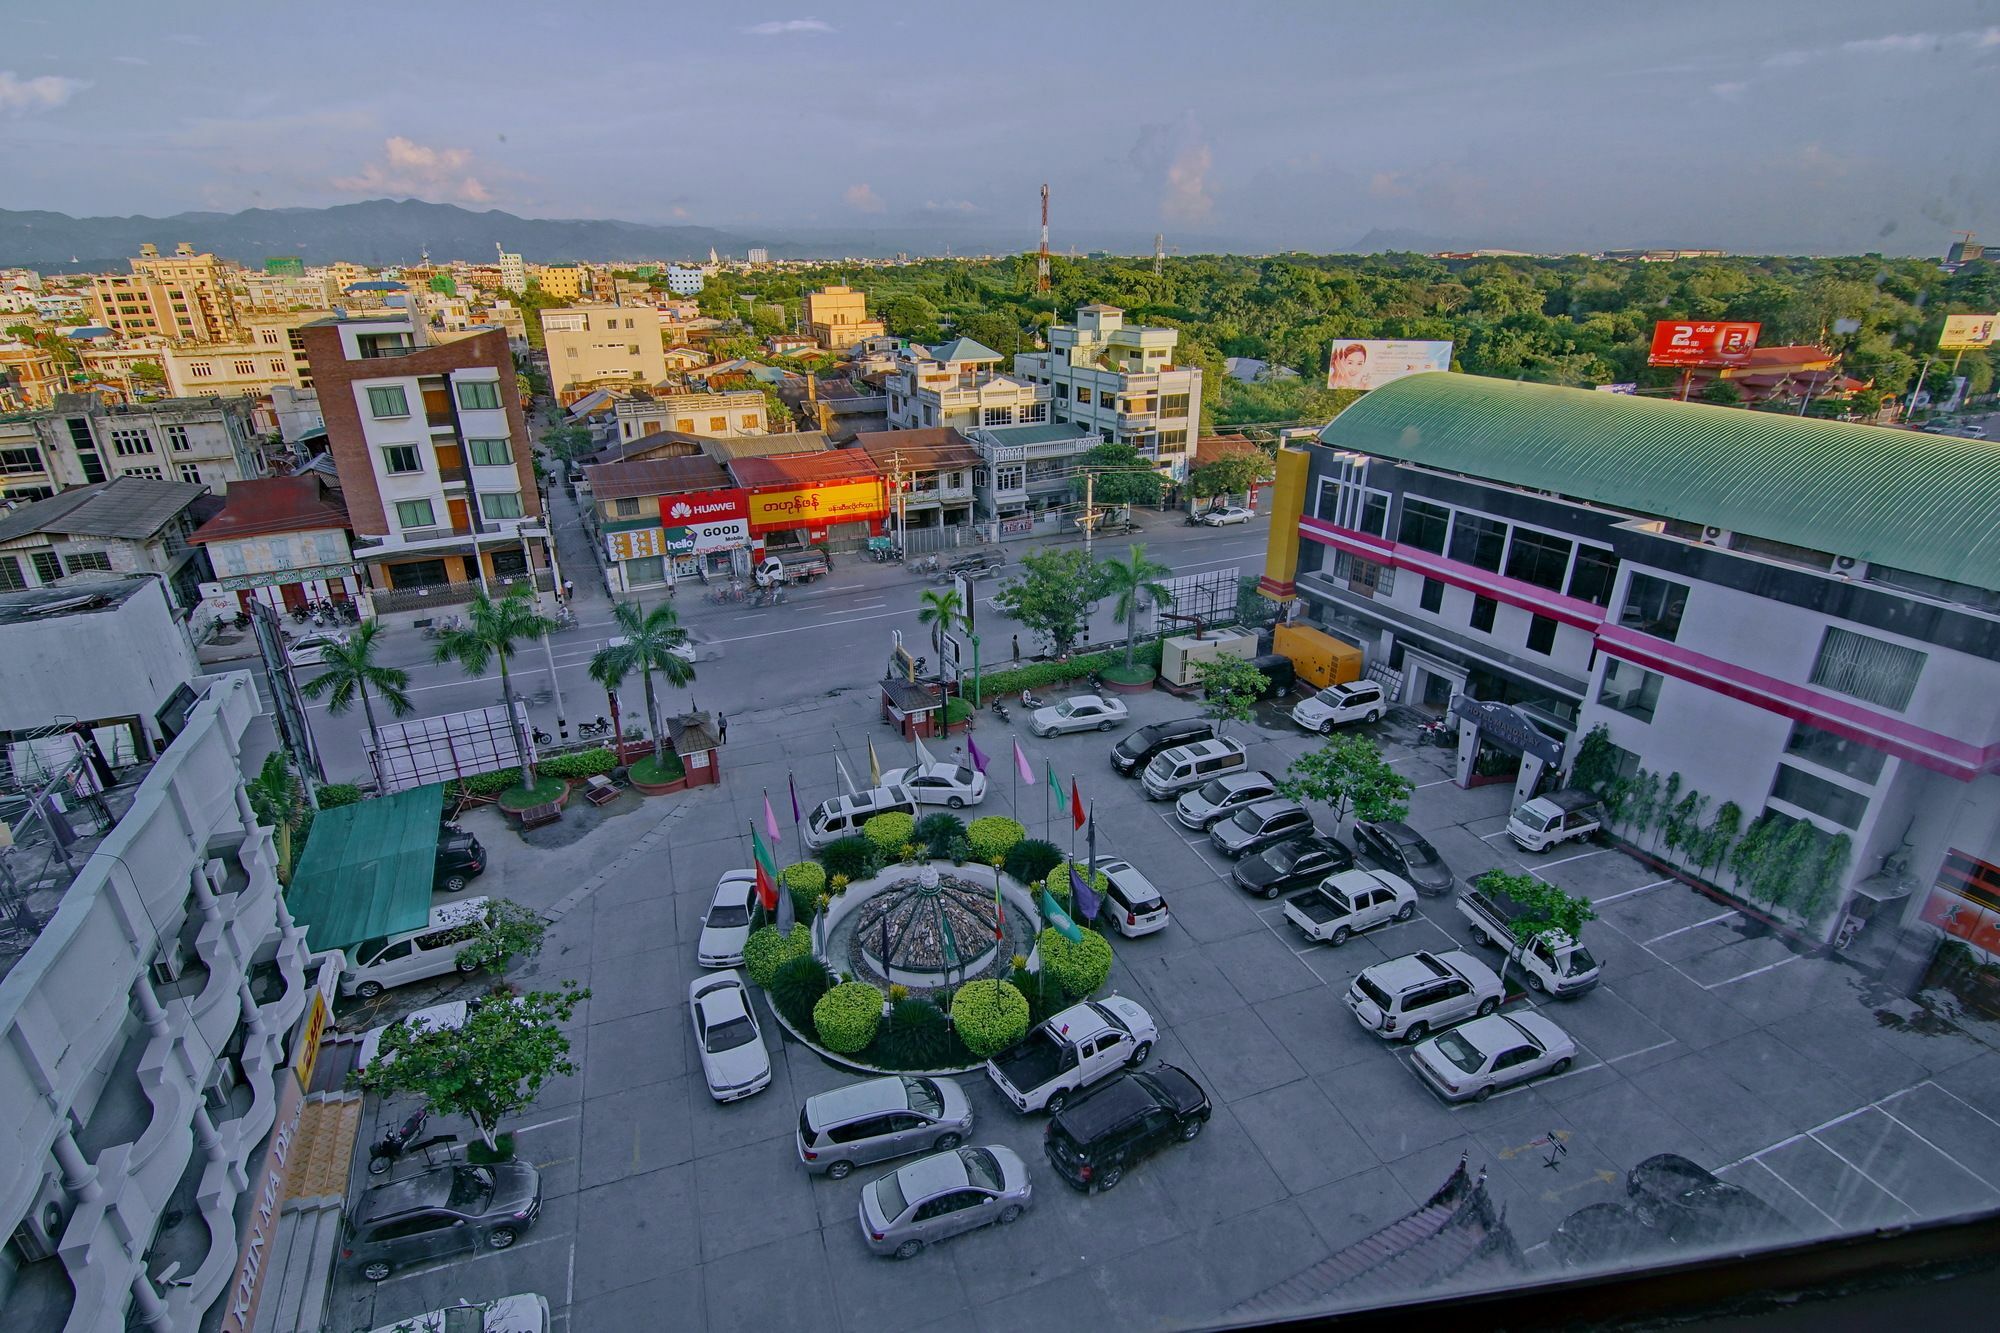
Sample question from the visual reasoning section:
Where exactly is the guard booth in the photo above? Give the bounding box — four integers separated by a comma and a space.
880, 678, 945, 739
667, 711, 724, 787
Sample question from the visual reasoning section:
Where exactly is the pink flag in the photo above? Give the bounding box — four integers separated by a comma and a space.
1014, 739, 1034, 784
763, 790, 781, 842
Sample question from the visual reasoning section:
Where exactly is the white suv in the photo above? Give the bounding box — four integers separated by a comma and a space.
1291, 680, 1386, 733
1346, 949, 1503, 1043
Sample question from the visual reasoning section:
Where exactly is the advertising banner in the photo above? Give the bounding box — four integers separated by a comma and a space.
1648, 320, 1761, 367
1938, 314, 1998, 350
660, 488, 751, 554
605, 526, 666, 562
747, 478, 888, 532
1327, 339, 1454, 391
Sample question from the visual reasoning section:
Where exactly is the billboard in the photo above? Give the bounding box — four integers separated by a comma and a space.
1327, 340, 1453, 391
661, 487, 750, 555
746, 478, 888, 533
1648, 321, 1760, 367
1939, 314, 1998, 350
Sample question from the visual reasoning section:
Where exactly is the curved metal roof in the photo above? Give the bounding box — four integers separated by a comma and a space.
1319, 374, 2000, 592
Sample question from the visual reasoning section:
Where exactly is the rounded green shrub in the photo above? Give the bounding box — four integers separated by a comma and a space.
780, 862, 827, 923
770, 953, 833, 1032
1042, 861, 1109, 917
873, 997, 969, 1069
915, 813, 966, 858
862, 811, 916, 854
1038, 926, 1114, 998
317, 783, 362, 808
967, 816, 1026, 862
1003, 838, 1063, 887
817, 835, 880, 881
950, 979, 1030, 1058
813, 981, 885, 1053
743, 923, 812, 988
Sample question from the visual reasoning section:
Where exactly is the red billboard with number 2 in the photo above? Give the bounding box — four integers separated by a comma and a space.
1649, 320, 1761, 367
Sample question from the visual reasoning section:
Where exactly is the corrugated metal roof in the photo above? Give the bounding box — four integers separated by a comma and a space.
1320, 374, 2000, 591
0, 475, 207, 543
285, 784, 443, 951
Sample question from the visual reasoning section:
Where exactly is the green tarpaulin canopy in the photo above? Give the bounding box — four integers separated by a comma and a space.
286, 784, 443, 950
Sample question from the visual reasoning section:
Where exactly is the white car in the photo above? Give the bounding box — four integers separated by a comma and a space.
366, 1293, 551, 1333
356, 1000, 469, 1072
1030, 694, 1129, 737
286, 631, 348, 668
1290, 680, 1386, 733
1175, 770, 1279, 830
881, 762, 988, 809
1200, 505, 1254, 526
1409, 1011, 1577, 1103
609, 632, 697, 664
1090, 856, 1170, 937
689, 970, 772, 1102
697, 871, 758, 968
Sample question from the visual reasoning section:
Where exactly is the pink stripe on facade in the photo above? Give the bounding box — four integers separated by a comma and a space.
1297, 516, 1605, 629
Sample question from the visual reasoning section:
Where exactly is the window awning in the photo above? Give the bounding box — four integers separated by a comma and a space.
285, 784, 443, 950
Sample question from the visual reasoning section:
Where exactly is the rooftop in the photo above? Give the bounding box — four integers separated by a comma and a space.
921, 337, 1003, 364
188, 475, 348, 544
1318, 372, 2000, 592
851, 427, 981, 471
700, 430, 832, 463
583, 457, 732, 501
0, 573, 156, 627
0, 475, 208, 544
730, 448, 879, 489
975, 420, 1098, 448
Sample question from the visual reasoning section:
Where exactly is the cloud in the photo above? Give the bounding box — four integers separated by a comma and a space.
111, 55, 149, 67
1368, 172, 1413, 200
332, 135, 493, 204
1130, 115, 1215, 225
920, 199, 979, 215
1761, 49, 1811, 69
1710, 81, 1748, 101
843, 182, 885, 214
0, 70, 87, 114
745, 19, 832, 35
1841, 32, 1937, 54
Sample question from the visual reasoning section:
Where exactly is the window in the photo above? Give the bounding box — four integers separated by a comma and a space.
1785, 721, 1887, 784
1620, 572, 1688, 642
0, 556, 24, 591
233, 359, 256, 376
1419, 577, 1444, 613
0, 446, 43, 475
1398, 498, 1450, 554
367, 385, 409, 418
178, 463, 201, 484
1056, 382, 1070, 399
395, 499, 436, 529
1359, 492, 1389, 538
983, 406, 1014, 426
565, 346, 577, 358
1160, 392, 1191, 415
1470, 595, 1497, 632
1505, 528, 1573, 591
1597, 660, 1661, 722
1809, 627, 1926, 712
1770, 765, 1869, 830
744, 415, 761, 430
613, 497, 641, 517
269, 358, 286, 374
193, 362, 216, 379
123, 465, 164, 479
1158, 428, 1188, 450
1526, 614, 1558, 655
710, 416, 727, 432
110, 427, 155, 457
1448, 513, 1507, 572
1076, 387, 1092, 405
468, 438, 512, 466
456, 379, 502, 410
165, 425, 190, 453
1018, 401, 1049, 424
380, 445, 421, 475
481, 491, 524, 520
1567, 545, 1618, 606
65, 551, 112, 574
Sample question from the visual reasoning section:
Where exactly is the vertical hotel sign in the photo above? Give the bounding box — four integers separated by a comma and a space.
220, 1076, 305, 1333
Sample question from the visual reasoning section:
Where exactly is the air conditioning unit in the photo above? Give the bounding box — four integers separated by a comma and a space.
202, 1058, 239, 1111
1835, 556, 1857, 570
1703, 526, 1723, 540
151, 939, 187, 986
10, 1180, 70, 1263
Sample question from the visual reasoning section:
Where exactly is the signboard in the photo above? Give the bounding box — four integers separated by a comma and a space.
1938, 314, 1998, 350
746, 478, 888, 533
665, 518, 748, 555
954, 572, 978, 636
661, 488, 749, 525
940, 631, 963, 682
220, 1076, 305, 1333
369, 703, 532, 794
1648, 320, 1761, 368
999, 515, 1034, 537
291, 990, 328, 1091
605, 526, 666, 562
1327, 340, 1453, 391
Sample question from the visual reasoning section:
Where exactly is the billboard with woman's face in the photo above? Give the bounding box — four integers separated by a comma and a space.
1327, 340, 1454, 390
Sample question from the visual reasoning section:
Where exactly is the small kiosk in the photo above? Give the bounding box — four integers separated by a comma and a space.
879, 678, 946, 739
667, 711, 725, 788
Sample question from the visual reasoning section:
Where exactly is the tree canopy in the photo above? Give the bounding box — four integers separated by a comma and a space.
993, 548, 1103, 657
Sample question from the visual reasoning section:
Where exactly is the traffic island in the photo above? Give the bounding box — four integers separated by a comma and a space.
629, 751, 689, 795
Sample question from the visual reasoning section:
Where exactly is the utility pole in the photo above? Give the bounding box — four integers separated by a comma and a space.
520, 521, 566, 737
893, 452, 908, 556
1037, 185, 1051, 295
1083, 470, 1094, 558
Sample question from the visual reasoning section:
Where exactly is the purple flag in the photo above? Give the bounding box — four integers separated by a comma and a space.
788, 772, 801, 824
1068, 863, 1101, 926
966, 735, 990, 775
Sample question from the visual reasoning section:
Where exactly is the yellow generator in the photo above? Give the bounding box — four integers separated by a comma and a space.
1273, 623, 1363, 689
1158, 627, 1260, 688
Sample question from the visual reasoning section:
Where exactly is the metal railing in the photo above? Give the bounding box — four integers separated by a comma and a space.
372, 571, 552, 614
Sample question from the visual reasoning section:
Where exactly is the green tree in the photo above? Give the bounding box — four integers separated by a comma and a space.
353, 983, 587, 1152
454, 897, 550, 977
1194, 655, 1267, 736
916, 586, 966, 656
1697, 800, 1743, 878
1470, 868, 1596, 991
298, 620, 414, 782
245, 751, 310, 884
130, 360, 165, 383
587, 599, 694, 766
1185, 451, 1272, 502
756, 382, 796, 432
1073, 443, 1165, 509
994, 548, 1104, 657
1567, 725, 1621, 797
1280, 733, 1413, 829
1097, 543, 1173, 669
542, 423, 595, 465
433, 587, 557, 791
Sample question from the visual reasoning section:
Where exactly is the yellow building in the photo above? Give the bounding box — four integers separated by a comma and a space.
530, 265, 588, 301
805, 285, 887, 354
88, 242, 241, 343
160, 311, 324, 398
542, 305, 669, 405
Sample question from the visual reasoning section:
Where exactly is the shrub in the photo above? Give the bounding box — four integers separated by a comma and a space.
817, 836, 880, 880
1004, 839, 1064, 887
780, 862, 828, 923
888, 983, 910, 1003
536, 747, 618, 779
915, 813, 967, 858
943, 697, 974, 723
950, 979, 1030, 1058
862, 811, 917, 854
966, 816, 1026, 861
1042, 861, 1109, 918
460, 767, 524, 797
1038, 926, 1114, 998
945, 834, 974, 865
1012, 963, 1070, 1027
744, 923, 812, 988
813, 981, 885, 1053
317, 783, 362, 809
872, 997, 968, 1069
770, 954, 833, 1032
980, 640, 1165, 698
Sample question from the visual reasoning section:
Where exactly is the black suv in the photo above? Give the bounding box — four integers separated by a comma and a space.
435, 827, 486, 893
1044, 1064, 1210, 1193
1351, 819, 1454, 896
344, 1161, 542, 1281
1110, 717, 1216, 776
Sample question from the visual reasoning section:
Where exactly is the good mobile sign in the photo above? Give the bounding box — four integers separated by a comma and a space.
660, 487, 750, 554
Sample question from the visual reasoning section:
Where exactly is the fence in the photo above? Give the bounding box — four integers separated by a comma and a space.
372, 571, 553, 614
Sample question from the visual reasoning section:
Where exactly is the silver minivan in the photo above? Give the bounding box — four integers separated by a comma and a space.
340, 897, 490, 999
1141, 739, 1249, 800
797, 1075, 974, 1178
805, 784, 919, 848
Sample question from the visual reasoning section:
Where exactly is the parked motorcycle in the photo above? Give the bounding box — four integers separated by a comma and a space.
367, 1107, 429, 1176
989, 696, 1011, 722
579, 716, 612, 739
1418, 718, 1456, 748
531, 726, 555, 746
1021, 688, 1047, 710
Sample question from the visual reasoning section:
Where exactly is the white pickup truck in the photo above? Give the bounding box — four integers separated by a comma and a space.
1456, 880, 1601, 996
1282, 868, 1418, 946
986, 997, 1157, 1114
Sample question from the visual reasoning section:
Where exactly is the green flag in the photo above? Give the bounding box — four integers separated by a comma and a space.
1046, 759, 1063, 802
1039, 889, 1083, 943
751, 823, 780, 878
940, 913, 960, 969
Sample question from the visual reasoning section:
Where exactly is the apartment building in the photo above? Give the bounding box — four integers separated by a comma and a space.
530, 264, 588, 300
239, 270, 338, 312
496, 250, 526, 295
804, 285, 887, 354
0, 475, 213, 610
965, 419, 1099, 523
14, 394, 261, 494
0, 338, 63, 410
664, 265, 705, 295
1264, 371, 2000, 946
886, 339, 1049, 434
853, 427, 981, 531
542, 305, 669, 405
160, 311, 321, 400
613, 389, 767, 442
300, 316, 547, 596
1012, 304, 1201, 479
87, 243, 241, 344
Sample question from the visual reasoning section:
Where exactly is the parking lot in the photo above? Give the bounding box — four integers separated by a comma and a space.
324, 681, 2000, 1331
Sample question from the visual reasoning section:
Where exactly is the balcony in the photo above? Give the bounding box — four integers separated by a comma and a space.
355, 338, 418, 360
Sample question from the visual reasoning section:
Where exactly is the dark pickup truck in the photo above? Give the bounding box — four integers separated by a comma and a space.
937, 551, 1007, 583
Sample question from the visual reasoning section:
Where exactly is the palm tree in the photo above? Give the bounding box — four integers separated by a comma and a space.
433, 586, 556, 789
299, 620, 413, 785
245, 752, 308, 884
916, 586, 965, 656
1099, 543, 1174, 669
587, 599, 695, 766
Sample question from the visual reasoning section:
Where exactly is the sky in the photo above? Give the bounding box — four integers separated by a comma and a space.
3, 0, 1998, 255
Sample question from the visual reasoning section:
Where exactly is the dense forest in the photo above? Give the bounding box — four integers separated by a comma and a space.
686, 252, 1999, 430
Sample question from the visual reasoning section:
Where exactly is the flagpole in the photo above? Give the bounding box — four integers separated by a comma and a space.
1068, 776, 1076, 863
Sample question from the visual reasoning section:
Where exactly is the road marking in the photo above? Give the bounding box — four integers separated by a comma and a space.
1870, 1103, 2000, 1195
1808, 1122, 1915, 1217
707, 605, 916, 644
1643, 909, 1739, 945
1415, 778, 1457, 789
1605, 1038, 1678, 1065
513, 1114, 579, 1135
1702, 953, 1799, 989
1540, 847, 1612, 869
1916, 1081, 2000, 1132
828, 584, 864, 590
1592, 878, 1673, 905
825, 601, 887, 615
1744, 1157, 1843, 1229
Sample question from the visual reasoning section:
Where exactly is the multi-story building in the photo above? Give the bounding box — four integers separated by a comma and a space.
300, 315, 548, 597
23, 394, 262, 493
746, 247, 770, 265
0, 337, 63, 410
529, 264, 588, 301
0, 417, 57, 503
87, 243, 241, 344
581, 454, 747, 590
965, 419, 1099, 524
886, 339, 1049, 434
853, 428, 981, 532
496, 250, 526, 295
1013, 304, 1201, 479
189, 474, 359, 618
664, 265, 705, 295
0, 475, 214, 610
239, 270, 338, 312
804, 285, 887, 355
1262, 371, 2000, 947
160, 311, 321, 400
542, 305, 669, 405
613, 389, 767, 443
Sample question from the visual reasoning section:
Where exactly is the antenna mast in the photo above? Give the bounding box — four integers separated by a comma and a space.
1154, 233, 1165, 276
1037, 184, 1051, 294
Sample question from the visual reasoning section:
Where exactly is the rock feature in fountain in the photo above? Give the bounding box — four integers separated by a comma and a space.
850, 867, 1002, 990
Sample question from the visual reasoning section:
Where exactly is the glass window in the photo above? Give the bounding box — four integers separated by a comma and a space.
1360, 492, 1389, 537
1620, 572, 1688, 642
1448, 513, 1507, 572
625, 554, 665, 585
396, 499, 436, 529
1505, 528, 1573, 591
32, 552, 63, 583
1419, 577, 1444, 613
983, 406, 1013, 426
65, 551, 112, 573
1470, 595, 1497, 632
381, 445, 421, 474
367, 385, 409, 418
1526, 614, 1558, 655
481, 491, 523, 520
614, 497, 640, 517
0, 556, 22, 591
1397, 499, 1450, 554
1770, 764, 1869, 829
1785, 721, 1887, 784
1567, 545, 1619, 606
1809, 627, 1925, 712
456, 379, 502, 410
1597, 659, 1661, 722
468, 437, 512, 466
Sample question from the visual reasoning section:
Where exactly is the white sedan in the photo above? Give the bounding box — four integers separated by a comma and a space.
697, 870, 757, 969
881, 762, 988, 808
609, 632, 697, 664
1200, 506, 1255, 527
286, 631, 348, 667
1029, 694, 1129, 737
1409, 1011, 1577, 1103
356, 1000, 469, 1072
365, 1293, 550, 1333
689, 971, 772, 1102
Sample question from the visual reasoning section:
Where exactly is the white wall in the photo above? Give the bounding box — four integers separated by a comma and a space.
0, 578, 195, 741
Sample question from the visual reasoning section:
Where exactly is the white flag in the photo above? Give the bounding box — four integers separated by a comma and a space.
914, 735, 938, 770
834, 753, 860, 796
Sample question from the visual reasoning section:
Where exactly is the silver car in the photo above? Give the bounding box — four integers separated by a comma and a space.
689, 971, 772, 1102
859, 1144, 1033, 1259
797, 1076, 974, 1178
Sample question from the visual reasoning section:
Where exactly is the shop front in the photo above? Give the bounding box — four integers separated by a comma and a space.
661, 487, 754, 582
604, 522, 670, 592
735, 456, 890, 558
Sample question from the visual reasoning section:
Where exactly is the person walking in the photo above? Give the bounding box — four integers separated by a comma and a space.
717, 713, 729, 743
1012, 633, 1021, 661
563, 578, 575, 602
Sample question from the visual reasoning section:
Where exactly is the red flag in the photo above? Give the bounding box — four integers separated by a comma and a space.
1070, 777, 1086, 831
752, 859, 779, 913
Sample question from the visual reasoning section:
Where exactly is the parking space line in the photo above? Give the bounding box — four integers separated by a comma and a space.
1912, 1081, 2000, 1133
375, 1231, 569, 1285
1415, 777, 1457, 789
1743, 1157, 1842, 1230
1539, 847, 1612, 869
1808, 1125, 1915, 1217
512, 1114, 579, 1135
1870, 1104, 2000, 1195
1592, 878, 1674, 905
1718, 1104, 1876, 1171
1643, 909, 1739, 945
1604, 1038, 1678, 1065
1702, 954, 1799, 989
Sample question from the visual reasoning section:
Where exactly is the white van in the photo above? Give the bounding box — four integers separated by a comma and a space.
804, 784, 919, 848
1141, 739, 1249, 800
340, 898, 490, 999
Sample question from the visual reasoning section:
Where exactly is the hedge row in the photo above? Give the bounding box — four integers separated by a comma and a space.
536, 747, 619, 780
978, 640, 1164, 697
